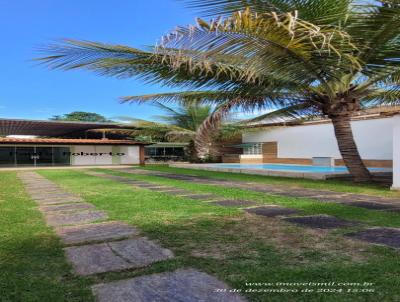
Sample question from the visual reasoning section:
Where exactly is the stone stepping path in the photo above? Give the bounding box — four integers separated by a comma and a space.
283, 215, 360, 229
346, 228, 400, 249
39, 203, 96, 213
100, 170, 400, 249
65, 238, 174, 275
340, 201, 397, 210
115, 168, 400, 210
45, 210, 108, 227
92, 268, 246, 302
245, 206, 300, 217
56, 221, 139, 245
18, 171, 245, 301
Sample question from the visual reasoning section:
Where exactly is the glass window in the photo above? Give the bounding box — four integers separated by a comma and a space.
243, 143, 262, 155
53, 147, 70, 165
0, 147, 15, 166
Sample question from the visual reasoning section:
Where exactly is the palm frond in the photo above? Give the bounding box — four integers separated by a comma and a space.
183, 0, 352, 25
160, 9, 360, 93
347, 1, 400, 67
241, 102, 321, 124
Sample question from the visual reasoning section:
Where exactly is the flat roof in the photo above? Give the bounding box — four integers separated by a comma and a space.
0, 118, 122, 136
0, 137, 146, 145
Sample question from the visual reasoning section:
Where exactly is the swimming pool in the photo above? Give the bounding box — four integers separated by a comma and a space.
169, 162, 391, 180
207, 163, 387, 173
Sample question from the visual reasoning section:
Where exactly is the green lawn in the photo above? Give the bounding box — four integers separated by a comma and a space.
0, 172, 93, 302
141, 165, 399, 197
2, 167, 400, 301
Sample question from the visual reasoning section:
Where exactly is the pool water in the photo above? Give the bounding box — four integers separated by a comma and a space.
208, 163, 387, 173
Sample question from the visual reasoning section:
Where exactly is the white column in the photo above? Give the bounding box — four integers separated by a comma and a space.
392, 115, 400, 190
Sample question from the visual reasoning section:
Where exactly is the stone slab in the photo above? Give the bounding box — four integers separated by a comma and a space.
45, 210, 108, 226
39, 203, 96, 213
340, 201, 397, 210
35, 198, 83, 206
251, 187, 286, 194
56, 221, 139, 245
110, 238, 174, 267
346, 228, 400, 249
163, 190, 193, 196
65, 242, 131, 275
245, 206, 299, 217
283, 215, 360, 229
210, 199, 260, 207
92, 268, 246, 302
31, 193, 77, 198
156, 188, 182, 192
134, 184, 162, 188
183, 194, 219, 200
65, 238, 173, 275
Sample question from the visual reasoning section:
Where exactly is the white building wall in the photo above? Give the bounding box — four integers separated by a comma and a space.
71, 145, 140, 165
119, 146, 140, 164
243, 117, 393, 160
392, 116, 400, 189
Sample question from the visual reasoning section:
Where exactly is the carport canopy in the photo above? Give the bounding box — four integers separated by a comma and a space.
0, 118, 123, 137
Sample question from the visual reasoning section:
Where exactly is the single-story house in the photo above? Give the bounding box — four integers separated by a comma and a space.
0, 118, 146, 167
226, 107, 398, 169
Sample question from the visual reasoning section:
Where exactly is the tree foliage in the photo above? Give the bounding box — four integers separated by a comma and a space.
37, 0, 400, 180
50, 111, 112, 122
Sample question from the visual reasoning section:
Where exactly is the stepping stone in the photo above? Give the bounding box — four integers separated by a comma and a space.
183, 194, 219, 200
39, 203, 96, 213
56, 221, 139, 245
65, 242, 132, 275
110, 238, 174, 266
245, 206, 299, 217
210, 199, 260, 207
164, 190, 192, 196
252, 187, 285, 194
134, 184, 161, 188
312, 195, 350, 203
35, 198, 83, 206
91, 268, 246, 302
65, 238, 173, 275
155, 188, 179, 192
283, 215, 360, 229
346, 228, 400, 249
340, 201, 397, 210
31, 194, 79, 200
45, 210, 108, 226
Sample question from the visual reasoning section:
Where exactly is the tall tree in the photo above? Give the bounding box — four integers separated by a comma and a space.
50, 111, 112, 122
103, 102, 240, 160
38, 1, 400, 181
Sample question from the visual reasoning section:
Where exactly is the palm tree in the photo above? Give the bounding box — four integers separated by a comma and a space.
93, 101, 241, 161
37, 1, 400, 181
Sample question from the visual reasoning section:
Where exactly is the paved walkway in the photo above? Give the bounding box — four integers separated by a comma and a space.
18, 171, 246, 302
102, 168, 400, 249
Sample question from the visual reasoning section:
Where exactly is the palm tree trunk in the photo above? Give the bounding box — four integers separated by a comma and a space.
194, 106, 228, 161
330, 114, 372, 182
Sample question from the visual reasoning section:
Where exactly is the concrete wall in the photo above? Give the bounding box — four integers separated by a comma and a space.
243, 117, 393, 160
70, 145, 140, 165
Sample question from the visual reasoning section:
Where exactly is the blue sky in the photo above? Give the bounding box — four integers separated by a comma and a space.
0, 0, 198, 121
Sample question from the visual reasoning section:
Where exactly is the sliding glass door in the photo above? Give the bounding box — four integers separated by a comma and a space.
0, 146, 71, 166
15, 147, 35, 166
35, 147, 53, 166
